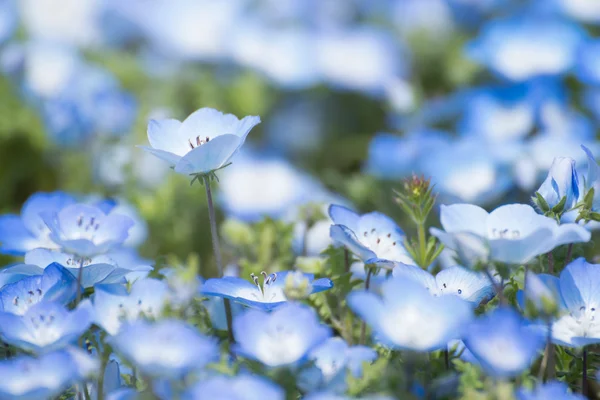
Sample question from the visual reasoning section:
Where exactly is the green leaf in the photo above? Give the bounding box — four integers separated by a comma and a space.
584, 187, 595, 210
551, 195, 567, 214
534, 192, 550, 212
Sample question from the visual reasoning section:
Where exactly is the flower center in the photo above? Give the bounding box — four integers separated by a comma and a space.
188, 136, 211, 149
490, 228, 521, 239
65, 256, 93, 267
361, 228, 398, 255
572, 305, 597, 336
74, 215, 101, 240
249, 271, 282, 303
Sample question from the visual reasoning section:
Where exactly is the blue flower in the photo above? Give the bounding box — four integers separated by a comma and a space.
139, 107, 260, 176
329, 205, 414, 267
202, 270, 332, 311
0, 191, 75, 255
430, 203, 591, 267
0, 300, 92, 353
41, 203, 134, 257
348, 277, 473, 351
233, 302, 331, 367
466, 15, 585, 81
0, 348, 97, 400
516, 381, 585, 400
183, 375, 284, 400
576, 39, 600, 86
536, 156, 580, 210
463, 307, 544, 378
109, 319, 218, 379
392, 263, 494, 305
516, 271, 560, 317
93, 279, 169, 335
298, 337, 377, 393
0, 263, 78, 315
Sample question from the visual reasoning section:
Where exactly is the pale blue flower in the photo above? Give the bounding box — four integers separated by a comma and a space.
516, 381, 585, 400
0, 300, 92, 353
41, 203, 134, 257
233, 302, 331, 367
0, 348, 97, 400
202, 271, 332, 311
109, 319, 218, 379
430, 203, 591, 267
392, 263, 494, 305
183, 375, 284, 400
298, 337, 377, 393
348, 277, 473, 351
536, 156, 580, 210
0, 191, 75, 255
93, 279, 168, 335
0, 0, 16, 44
139, 107, 260, 176
516, 271, 560, 316
329, 205, 414, 267
464, 307, 544, 378
576, 39, 600, 85
0, 263, 78, 315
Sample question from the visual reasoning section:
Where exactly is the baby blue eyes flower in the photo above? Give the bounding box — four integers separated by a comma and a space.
329, 205, 414, 267
109, 319, 219, 379
463, 307, 544, 378
0, 348, 97, 400
392, 263, 494, 305
536, 156, 580, 210
93, 278, 169, 335
0, 300, 92, 353
41, 203, 134, 257
431, 203, 591, 267
0, 191, 75, 255
183, 375, 284, 400
139, 107, 260, 176
202, 270, 333, 311
348, 277, 473, 352
233, 302, 331, 367
516, 381, 586, 400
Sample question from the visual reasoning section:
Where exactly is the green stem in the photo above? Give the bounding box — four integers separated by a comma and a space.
360, 268, 373, 345
417, 221, 427, 267
583, 348, 588, 396
203, 176, 235, 345
75, 257, 84, 305
565, 244, 573, 266
547, 252, 554, 274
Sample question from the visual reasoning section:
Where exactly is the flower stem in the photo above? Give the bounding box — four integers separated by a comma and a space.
444, 349, 450, 370
360, 268, 373, 345
583, 348, 588, 396
203, 176, 235, 344
538, 322, 553, 382
547, 252, 554, 274
484, 268, 506, 304
565, 243, 573, 266
417, 221, 427, 267
75, 258, 84, 305
344, 249, 350, 273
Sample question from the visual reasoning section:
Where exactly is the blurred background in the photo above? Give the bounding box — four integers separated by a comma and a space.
0, 0, 599, 273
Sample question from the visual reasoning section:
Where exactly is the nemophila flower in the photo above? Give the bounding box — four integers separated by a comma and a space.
298, 337, 377, 394
139, 107, 260, 176
516, 381, 585, 400
0, 191, 74, 255
0, 300, 92, 353
93, 278, 168, 335
463, 307, 544, 378
536, 157, 579, 210
392, 263, 494, 305
430, 203, 590, 267
0, 263, 78, 315
0, 348, 97, 400
329, 205, 414, 267
202, 270, 332, 311
516, 271, 560, 317
348, 277, 473, 351
233, 302, 331, 367
109, 319, 218, 379
183, 375, 284, 400
41, 203, 134, 257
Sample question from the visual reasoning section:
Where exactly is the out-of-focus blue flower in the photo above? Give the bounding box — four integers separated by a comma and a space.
576, 40, 600, 85
109, 319, 218, 379
298, 337, 377, 394
203, 270, 332, 311
183, 375, 285, 400
536, 157, 579, 210
329, 205, 414, 267
516, 271, 560, 316
464, 307, 544, 378
516, 380, 585, 400
41, 203, 134, 257
554, 0, 600, 25
0, 348, 97, 400
348, 277, 473, 351
430, 203, 591, 267
93, 278, 168, 335
466, 16, 585, 81
551, 258, 600, 347
392, 263, 494, 305
365, 130, 450, 179
0, 0, 16, 44
0, 300, 92, 353
233, 302, 331, 367
139, 107, 260, 176
0, 263, 78, 315
0, 191, 75, 255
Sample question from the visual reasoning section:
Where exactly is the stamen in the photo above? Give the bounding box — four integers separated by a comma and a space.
77, 216, 83, 227
196, 136, 201, 146
188, 139, 194, 149
250, 273, 259, 286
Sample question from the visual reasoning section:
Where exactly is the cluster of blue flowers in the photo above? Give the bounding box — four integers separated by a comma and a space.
0, 105, 598, 399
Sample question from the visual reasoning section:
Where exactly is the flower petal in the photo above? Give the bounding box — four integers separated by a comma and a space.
174, 134, 242, 175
